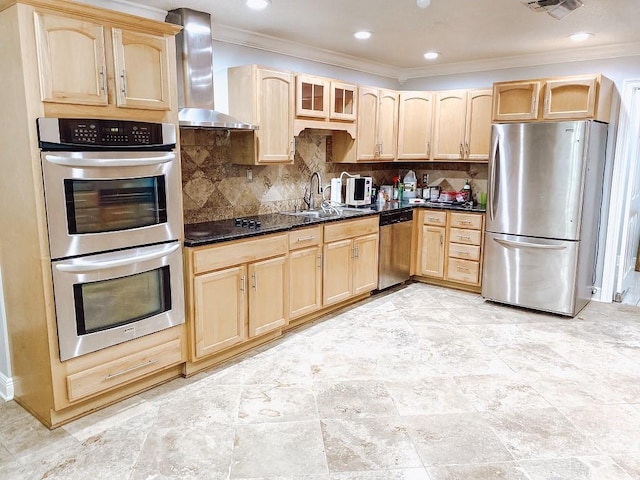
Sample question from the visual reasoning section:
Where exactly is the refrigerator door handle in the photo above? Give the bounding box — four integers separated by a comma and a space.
494, 238, 568, 251
489, 134, 500, 222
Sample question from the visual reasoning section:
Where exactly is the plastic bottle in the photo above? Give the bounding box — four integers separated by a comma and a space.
462, 180, 472, 202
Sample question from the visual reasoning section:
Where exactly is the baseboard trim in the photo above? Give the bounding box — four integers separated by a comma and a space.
0, 372, 14, 401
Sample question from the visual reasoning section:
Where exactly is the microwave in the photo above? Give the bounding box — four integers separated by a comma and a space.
345, 176, 372, 207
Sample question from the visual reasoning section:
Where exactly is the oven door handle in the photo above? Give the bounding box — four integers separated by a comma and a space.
44, 152, 176, 168
55, 243, 180, 273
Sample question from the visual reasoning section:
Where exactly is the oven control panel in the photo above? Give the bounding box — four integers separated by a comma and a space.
37, 118, 176, 149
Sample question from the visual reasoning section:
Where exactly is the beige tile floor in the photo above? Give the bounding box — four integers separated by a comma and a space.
2, 282, 640, 479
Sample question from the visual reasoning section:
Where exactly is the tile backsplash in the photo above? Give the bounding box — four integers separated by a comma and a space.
180, 128, 487, 225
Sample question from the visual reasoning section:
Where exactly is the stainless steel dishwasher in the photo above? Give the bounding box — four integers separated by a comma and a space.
377, 209, 414, 290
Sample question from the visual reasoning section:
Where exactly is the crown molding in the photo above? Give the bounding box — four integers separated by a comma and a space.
75, 0, 167, 21
211, 24, 400, 80
398, 42, 640, 82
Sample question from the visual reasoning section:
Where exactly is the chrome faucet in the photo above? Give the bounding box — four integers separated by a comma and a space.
304, 171, 322, 210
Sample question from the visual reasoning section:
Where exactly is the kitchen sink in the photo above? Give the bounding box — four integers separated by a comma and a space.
281, 207, 375, 219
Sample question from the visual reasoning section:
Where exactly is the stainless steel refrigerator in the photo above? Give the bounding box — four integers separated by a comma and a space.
482, 120, 608, 316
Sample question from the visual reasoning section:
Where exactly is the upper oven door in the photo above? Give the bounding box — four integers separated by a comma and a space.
41, 150, 182, 259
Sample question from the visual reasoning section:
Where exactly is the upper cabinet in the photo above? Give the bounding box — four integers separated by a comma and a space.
492, 74, 613, 123
356, 87, 398, 162
432, 89, 492, 161
397, 91, 434, 161
295, 74, 357, 122
228, 65, 295, 164
34, 12, 173, 111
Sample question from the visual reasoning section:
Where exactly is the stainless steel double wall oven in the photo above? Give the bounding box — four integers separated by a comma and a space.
38, 118, 184, 361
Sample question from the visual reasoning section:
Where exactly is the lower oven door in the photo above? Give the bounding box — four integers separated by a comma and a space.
51, 241, 184, 361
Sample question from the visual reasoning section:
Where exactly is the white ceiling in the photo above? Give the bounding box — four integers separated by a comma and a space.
111, 0, 640, 80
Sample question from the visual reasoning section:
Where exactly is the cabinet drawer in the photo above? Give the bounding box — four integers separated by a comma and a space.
449, 228, 482, 245
324, 216, 378, 243
66, 338, 183, 403
450, 212, 482, 230
422, 210, 447, 226
448, 243, 481, 261
193, 234, 288, 273
447, 258, 480, 284
288, 226, 323, 248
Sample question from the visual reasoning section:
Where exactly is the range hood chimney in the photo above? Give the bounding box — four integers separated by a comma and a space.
166, 8, 257, 130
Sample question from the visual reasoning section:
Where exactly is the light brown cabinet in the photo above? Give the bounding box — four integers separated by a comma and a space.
356, 87, 399, 162
187, 234, 288, 361
415, 209, 485, 291
432, 89, 492, 161
397, 91, 434, 161
295, 74, 357, 122
323, 217, 379, 306
416, 210, 446, 278
492, 74, 613, 123
228, 65, 295, 164
288, 227, 323, 320
34, 11, 172, 111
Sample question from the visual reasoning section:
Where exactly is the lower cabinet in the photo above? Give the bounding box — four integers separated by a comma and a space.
323, 216, 379, 306
415, 209, 485, 289
186, 234, 288, 361
288, 226, 323, 320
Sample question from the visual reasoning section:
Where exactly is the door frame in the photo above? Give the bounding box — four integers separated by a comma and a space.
601, 79, 640, 302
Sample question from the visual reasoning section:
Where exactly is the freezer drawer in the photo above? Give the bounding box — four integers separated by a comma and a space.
481, 233, 580, 316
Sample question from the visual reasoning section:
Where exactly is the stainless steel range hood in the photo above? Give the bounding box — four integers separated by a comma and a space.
166, 8, 257, 130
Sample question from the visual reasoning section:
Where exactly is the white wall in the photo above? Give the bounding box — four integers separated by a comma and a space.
0, 264, 13, 401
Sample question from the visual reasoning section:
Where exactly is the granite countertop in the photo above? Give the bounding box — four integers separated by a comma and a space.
184, 201, 486, 247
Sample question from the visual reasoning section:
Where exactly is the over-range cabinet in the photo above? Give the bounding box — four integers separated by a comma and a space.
0, 0, 185, 428
482, 121, 608, 316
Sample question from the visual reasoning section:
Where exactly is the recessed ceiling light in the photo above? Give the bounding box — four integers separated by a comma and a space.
423, 52, 439, 60
354, 31, 372, 40
417, 0, 431, 8
246, 0, 271, 10
570, 32, 593, 42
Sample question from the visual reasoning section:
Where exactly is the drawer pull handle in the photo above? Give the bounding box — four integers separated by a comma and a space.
317, 255, 322, 268
252, 272, 258, 290
105, 359, 158, 380
458, 235, 472, 241
240, 275, 246, 293
297, 235, 315, 242
428, 217, 441, 222
459, 221, 472, 225
457, 266, 470, 273
455, 251, 469, 256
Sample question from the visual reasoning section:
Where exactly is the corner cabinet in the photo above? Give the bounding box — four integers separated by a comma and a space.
415, 209, 485, 292
185, 234, 288, 365
356, 87, 399, 162
228, 65, 295, 164
432, 89, 492, 161
34, 11, 173, 111
492, 74, 613, 123
397, 91, 434, 161
323, 217, 379, 305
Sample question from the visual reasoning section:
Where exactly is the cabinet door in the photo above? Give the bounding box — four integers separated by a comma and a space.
248, 256, 287, 337
296, 74, 329, 119
289, 246, 322, 319
542, 76, 598, 120
257, 68, 295, 163
193, 266, 247, 359
377, 89, 399, 161
330, 82, 357, 121
397, 91, 433, 161
465, 89, 492, 160
432, 90, 467, 160
492, 81, 540, 122
34, 13, 108, 106
111, 29, 171, 110
323, 239, 353, 306
356, 87, 380, 161
420, 225, 445, 278
353, 233, 379, 295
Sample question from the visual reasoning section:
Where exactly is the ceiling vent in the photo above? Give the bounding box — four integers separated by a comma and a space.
522, 0, 584, 19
